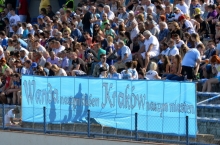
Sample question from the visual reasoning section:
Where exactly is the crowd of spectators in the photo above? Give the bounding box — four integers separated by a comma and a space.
0, 0, 219, 105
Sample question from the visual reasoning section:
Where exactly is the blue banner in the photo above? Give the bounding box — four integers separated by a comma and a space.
22, 76, 197, 136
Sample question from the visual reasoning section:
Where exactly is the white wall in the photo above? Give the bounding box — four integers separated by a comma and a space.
0, 131, 160, 145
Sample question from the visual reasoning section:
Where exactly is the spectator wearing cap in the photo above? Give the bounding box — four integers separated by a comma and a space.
104, 5, 115, 21
21, 60, 36, 75
173, 7, 183, 21
178, 15, 195, 34
9, 8, 20, 37
26, 23, 34, 35
176, 0, 189, 15
138, 30, 159, 70
12, 40, 29, 55
118, 6, 129, 24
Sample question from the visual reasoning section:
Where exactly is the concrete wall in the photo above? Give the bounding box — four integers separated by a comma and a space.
0, 131, 161, 145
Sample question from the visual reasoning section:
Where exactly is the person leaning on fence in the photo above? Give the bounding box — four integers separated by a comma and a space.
4, 107, 21, 127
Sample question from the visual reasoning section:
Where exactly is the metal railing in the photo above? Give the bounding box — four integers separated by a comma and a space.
0, 105, 215, 145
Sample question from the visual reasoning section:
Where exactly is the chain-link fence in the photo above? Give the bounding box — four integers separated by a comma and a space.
0, 105, 217, 145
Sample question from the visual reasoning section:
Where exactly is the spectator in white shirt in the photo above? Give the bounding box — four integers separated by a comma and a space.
176, 0, 189, 14
130, 21, 139, 41
104, 5, 115, 21
143, 0, 156, 12
138, 30, 160, 70
178, 15, 195, 34
173, 7, 184, 21
173, 34, 185, 49
53, 41, 65, 55
9, 8, 20, 37
33, 40, 46, 52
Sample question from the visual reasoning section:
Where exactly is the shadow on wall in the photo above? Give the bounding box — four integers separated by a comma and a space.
49, 83, 89, 123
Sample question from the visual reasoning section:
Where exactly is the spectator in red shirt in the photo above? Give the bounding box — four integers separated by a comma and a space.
17, 0, 28, 22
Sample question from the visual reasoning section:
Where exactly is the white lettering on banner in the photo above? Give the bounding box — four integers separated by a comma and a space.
22, 80, 195, 115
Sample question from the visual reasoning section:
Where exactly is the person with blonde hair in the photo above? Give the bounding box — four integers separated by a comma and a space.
51, 64, 67, 76
191, 33, 202, 47
145, 62, 161, 80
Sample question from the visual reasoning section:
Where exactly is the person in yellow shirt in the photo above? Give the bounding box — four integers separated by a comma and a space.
39, 0, 50, 13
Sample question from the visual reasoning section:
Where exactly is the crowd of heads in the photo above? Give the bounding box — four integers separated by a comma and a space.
0, 0, 220, 104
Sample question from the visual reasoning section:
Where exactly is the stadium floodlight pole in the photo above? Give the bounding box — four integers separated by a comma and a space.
186, 116, 189, 145
2, 104, 5, 129
135, 113, 138, 141
87, 110, 90, 137
43, 107, 46, 134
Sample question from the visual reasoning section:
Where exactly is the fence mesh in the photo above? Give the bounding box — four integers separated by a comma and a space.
0, 105, 217, 145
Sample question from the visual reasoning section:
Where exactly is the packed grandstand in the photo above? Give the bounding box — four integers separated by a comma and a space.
0, 0, 219, 108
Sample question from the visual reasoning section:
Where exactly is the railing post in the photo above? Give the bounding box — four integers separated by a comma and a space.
87, 110, 90, 137
43, 107, 46, 134
2, 104, 5, 129
186, 116, 189, 145
135, 113, 138, 141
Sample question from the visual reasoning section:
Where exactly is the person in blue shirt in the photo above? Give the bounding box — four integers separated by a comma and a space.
0, 31, 8, 50
21, 22, 29, 39
180, 44, 201, 81
70, 22, 82, 41
12, 34, 28, 49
